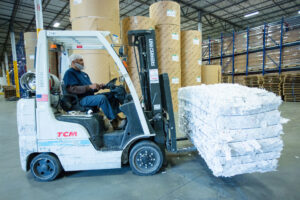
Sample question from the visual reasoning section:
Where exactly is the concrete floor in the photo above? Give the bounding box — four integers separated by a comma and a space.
0, 96, 299, 200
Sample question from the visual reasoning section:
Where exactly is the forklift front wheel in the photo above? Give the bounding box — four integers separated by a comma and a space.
30, 153, 62, 182
129, 140, 163, 176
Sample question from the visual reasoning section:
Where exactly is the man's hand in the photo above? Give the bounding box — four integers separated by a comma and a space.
99, 83, 105, 89
89, 83, 100, 91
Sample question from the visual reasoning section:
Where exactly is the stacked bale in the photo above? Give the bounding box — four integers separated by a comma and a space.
121, 16, 155, 97
24, 32, 58, 76
70, 0, 120, 84
181, 30, 202, 86
150, 1, 181, 111
178, 84, 286, 177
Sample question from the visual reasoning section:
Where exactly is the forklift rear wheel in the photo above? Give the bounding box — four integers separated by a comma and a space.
30, 153, 62, 182
129, 140, 163, 176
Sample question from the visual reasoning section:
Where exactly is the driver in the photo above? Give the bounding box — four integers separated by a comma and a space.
63, 54, 126, 130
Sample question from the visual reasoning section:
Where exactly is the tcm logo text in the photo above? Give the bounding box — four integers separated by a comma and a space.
57, 131, 77, 137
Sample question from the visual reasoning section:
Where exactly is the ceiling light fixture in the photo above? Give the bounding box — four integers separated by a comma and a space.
244, 11, 259, 18
53, 22, 60, 28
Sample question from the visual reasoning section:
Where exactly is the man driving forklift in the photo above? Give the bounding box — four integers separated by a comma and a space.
63, 54, 126, 130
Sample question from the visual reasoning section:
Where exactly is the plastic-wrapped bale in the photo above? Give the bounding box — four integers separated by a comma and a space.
178, 84, 288, 177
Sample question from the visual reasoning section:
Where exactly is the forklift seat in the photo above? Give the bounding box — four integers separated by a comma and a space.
60, 83, 98, 112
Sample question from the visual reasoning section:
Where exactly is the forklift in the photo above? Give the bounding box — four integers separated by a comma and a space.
17, 30, 195, 181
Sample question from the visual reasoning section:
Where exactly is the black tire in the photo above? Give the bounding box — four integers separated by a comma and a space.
30, 153, 62, 182
129, 140, 163, 176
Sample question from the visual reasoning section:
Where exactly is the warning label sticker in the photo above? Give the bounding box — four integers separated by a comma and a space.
149, 69, 159, 84
193, 38, 200, 45
172, 77, 179, 84
172, 55, 179, 62
172, 33, 179, 40
167, 10, 176, 17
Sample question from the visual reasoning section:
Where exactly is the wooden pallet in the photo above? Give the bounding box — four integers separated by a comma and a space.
284, 95, 300, 102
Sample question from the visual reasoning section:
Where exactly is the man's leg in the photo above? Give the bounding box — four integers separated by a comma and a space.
80, 95, 116, 120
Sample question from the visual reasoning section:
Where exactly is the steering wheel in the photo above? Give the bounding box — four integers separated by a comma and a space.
104, 78, 117, 90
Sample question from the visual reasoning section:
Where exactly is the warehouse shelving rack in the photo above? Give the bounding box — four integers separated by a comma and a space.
202, 16, 300, 83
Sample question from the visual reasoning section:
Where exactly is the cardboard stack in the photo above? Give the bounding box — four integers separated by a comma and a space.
202, 20, 300, 73
222, 75, 232, 83
24, 32, 58, 76
121, 16, 155, 97
2, 85, 16, 99
178, 84, 287, 177
181, 30, 202, 86
233, 76, 246, 86
24, 32, 36, 72
70, 0, 120, 84
150, 1, 181, 111
261, 74, 282, 96
245, 75, 262, 88
201, 65, 221, 84
282, 73, 300, 102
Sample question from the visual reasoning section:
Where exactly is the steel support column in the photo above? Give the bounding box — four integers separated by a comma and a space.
232, 30, 235, 83
10, 31, 20, 98
34, 0, 44, 38
279, 17, 284, 74
246, 27, 249, 76
4, 52, 10, 85
262, 23, 267, 76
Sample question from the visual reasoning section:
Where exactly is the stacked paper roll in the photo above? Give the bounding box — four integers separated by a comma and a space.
149, 1, 180, 26
121, 16, 155, 97
181, 30, 202, 86
70, 0, 120, 84
155, 25, 181, 110
122, 16, 155, 45
150, 1, 181, 111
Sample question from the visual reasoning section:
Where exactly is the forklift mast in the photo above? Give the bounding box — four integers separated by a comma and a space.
128, 30, 179, 152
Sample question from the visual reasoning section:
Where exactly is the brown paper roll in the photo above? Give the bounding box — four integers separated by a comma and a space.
150, 1, 180, 26
121, 16, 155, 45
181, 30, 202, 86
121, 17, 155, 97
71, 0, 121, 84
72, 50, 111, 84
70, 0, 119, 21
155, 24, 181, 111
71, 17, 120, 37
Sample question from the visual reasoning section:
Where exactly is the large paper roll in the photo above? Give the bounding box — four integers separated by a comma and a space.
70, 0, 120, 84
121, 16, 155, 97
70, 0, 119, 21
121, 16, 155, 45
150, 1, 180, 26
155, 24, 181, 111
181, 30, 202, 86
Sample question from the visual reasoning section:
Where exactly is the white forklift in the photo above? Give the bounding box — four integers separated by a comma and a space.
17, 30, 195, 181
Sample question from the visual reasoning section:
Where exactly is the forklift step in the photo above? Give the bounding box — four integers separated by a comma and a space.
176, 146, 197, 153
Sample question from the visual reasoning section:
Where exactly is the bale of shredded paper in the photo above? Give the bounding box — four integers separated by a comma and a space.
178, 84, 288, 177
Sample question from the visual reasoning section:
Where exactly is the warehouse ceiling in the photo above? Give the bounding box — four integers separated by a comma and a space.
0, 0, 299, 62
